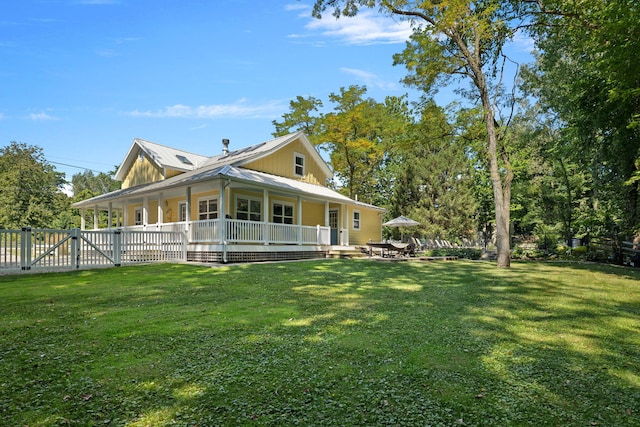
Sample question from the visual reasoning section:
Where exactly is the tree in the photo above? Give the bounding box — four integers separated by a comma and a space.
313, 0, 525, 267
390, 100, 477, 241
71, 169, 120, 197
272, 96, 324, 140
321, 86, 409, 203
524, 0, 640, 238
0, 142, 65, 228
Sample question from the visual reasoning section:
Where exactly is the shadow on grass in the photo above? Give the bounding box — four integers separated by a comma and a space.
1, 260, 639, 426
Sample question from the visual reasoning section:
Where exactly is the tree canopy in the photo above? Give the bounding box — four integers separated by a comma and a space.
0, 142, 66, 229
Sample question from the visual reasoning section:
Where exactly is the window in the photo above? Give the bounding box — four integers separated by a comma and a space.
175, 154, 193, 166
353, 210, 361, 230
198, 197, 218, 220
178, 202, 187, 222
134, 207, 143, 225
294, 152, 305, 177
273, 202, 294, 224
236, 196, 261, 221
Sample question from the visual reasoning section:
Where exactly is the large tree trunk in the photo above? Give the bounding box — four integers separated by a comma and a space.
481, 91, 513, 268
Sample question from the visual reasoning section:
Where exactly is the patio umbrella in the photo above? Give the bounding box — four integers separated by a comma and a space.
383, 215, 420, 241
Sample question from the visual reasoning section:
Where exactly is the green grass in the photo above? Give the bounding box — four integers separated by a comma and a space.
1, 260, 640, 426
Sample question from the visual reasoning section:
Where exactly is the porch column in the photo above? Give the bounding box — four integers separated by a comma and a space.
324, 201, 329, 227
93, 205, 99, 230
143, 197, 149, 227
297, 196, 302, 245
263, 189, 269, 245
80, 208, 86, 230
219, 180, 227, 242
342, 204, 347, 246
157, 193, 164, 225
185, 187, 191, 230
123, 203, 129, 229
108, 202, 113, 229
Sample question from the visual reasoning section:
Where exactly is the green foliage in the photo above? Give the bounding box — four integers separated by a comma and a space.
524, 0, 640, 235
71, 169, 120, 196
0, 142, 66, 229
271, 95, 324, 139
426, 247, 482, 259
391, 101, 477, 240
2, 260, 640, 426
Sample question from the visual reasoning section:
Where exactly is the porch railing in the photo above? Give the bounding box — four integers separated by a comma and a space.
124, 219, 331, 245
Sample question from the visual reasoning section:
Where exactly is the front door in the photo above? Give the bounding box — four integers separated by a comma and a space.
329, 209, 339, 245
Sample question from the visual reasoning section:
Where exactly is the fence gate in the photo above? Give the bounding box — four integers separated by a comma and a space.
0, 227, 185, 273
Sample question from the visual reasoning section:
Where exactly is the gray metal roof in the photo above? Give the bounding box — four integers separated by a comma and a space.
73, 163, 383, 211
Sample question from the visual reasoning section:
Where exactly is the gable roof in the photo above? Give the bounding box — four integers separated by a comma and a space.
200, 132, 332, 178
114, 132, 332, 183
114, 138, 210, 181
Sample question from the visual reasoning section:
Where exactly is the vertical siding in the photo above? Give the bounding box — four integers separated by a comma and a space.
348, 206, 383, 246
122, 152, 164, 188
242, 139, 329, 185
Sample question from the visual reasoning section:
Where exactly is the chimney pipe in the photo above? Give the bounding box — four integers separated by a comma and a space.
222, 138, 229, 156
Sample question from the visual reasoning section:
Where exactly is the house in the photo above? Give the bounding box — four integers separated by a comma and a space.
72, 132, 385, 263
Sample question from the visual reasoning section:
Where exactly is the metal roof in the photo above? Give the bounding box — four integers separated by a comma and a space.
73, 164, 383, 211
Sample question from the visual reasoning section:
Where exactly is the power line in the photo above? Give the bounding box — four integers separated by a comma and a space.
48, 160, 105, 174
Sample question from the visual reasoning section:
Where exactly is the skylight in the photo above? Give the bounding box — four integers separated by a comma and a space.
175, 154, 193, 166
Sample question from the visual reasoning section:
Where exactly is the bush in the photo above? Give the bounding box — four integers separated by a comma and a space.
426, 248, 482, 260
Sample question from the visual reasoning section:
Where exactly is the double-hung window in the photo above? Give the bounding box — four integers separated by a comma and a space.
294, 152, 305, 177
353, 210, 361, 230
273, 202, 294, 224
134, 207, 143, 225
198, 197, 218, 220
178, 202, 187, 222
236, 196, 261, 221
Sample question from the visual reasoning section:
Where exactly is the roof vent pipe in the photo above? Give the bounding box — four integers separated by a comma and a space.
222, 138, 230, 156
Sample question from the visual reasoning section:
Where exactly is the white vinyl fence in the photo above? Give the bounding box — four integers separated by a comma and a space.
0, 227, 186, 273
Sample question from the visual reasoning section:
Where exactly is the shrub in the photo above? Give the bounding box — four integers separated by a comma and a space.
426, 248, 482, 260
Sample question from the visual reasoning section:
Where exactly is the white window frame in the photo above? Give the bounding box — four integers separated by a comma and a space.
272, 200, 294, 225
178, 201, 187, 222
134, 207, 143, 226
235, 195, 262, 222
294, 152, 305, 177
352, 210, 361, 230
197, 196, 218, 220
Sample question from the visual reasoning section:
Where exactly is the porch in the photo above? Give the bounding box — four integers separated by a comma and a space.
120, 218, 347, 263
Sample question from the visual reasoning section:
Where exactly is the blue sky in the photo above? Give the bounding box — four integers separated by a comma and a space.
1, 0, 532, 184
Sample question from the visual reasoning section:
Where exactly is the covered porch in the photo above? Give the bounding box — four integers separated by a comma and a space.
75, 173, 355, 262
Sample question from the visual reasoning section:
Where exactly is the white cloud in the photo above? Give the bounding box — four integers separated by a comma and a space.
340, 67, 398, 90
285, 3, 309, 12
293, 9, 412, 46
128, 98, 287, 120
29, 112, 58, 121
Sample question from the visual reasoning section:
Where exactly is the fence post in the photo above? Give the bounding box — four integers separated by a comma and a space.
71, 228, 80, 269
113, 229, 122, 267
20, 227, 32, 270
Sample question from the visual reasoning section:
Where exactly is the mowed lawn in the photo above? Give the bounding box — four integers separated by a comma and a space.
1, 260, 639, 426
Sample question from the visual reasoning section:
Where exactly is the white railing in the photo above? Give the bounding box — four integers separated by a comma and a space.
0, 228, 186, 272
105, 219, 332, 246
190, 219, 219, 242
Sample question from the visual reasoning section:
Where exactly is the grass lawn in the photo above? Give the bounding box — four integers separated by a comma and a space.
1, 260, 640, 426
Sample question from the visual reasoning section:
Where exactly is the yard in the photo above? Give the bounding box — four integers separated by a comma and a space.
1, 260, 639, 426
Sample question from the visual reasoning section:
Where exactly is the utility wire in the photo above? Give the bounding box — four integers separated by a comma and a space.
48, 160, 105, 174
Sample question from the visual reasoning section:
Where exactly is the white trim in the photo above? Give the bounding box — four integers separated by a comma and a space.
352, 209, 361, 230
294, 152, 305, 177
134, 207, 143, 226
196, 195, 219, 220
271, 199, 295, 224
234, 194, 262, 221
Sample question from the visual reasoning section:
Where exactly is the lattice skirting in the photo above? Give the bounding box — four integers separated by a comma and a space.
187, 250, 327, 263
